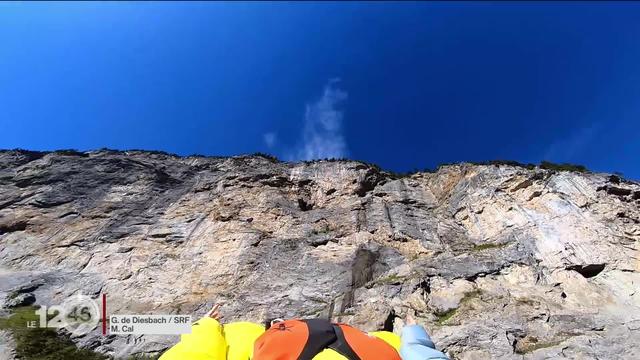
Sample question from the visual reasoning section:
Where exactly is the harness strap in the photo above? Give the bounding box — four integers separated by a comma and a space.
298, 319, 337, 360
298, 319, 361, 360
327, 325, 361, 360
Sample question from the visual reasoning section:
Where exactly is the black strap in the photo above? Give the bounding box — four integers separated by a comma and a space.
327, 325, 361, 360
298, 319, 362, 360
298, 319, 337, 360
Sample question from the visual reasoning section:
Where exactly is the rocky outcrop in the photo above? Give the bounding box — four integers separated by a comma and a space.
0, 149, 639, 359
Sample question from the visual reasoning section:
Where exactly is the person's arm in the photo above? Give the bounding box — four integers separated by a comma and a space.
400, 315, 448, 360
159, 304, 227, 360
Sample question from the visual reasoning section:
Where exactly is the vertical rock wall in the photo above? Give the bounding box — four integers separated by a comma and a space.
0, 150, 639, 359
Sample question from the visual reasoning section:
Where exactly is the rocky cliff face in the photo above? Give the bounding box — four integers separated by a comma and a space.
1, 150, 639, 359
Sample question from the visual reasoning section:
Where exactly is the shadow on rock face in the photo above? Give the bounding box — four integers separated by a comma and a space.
339, 247, 379, 315
565, 264, 606, 279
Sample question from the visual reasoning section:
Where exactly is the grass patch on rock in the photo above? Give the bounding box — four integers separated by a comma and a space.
460, 289, 483, 304
435, 308, 457, 325
435, 289, 484, 326
375, 274, 407, 285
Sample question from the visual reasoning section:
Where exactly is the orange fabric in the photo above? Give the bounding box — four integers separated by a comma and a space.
253, 319, 401, 360
253, 319, 309, 360
337, 324, 401, 360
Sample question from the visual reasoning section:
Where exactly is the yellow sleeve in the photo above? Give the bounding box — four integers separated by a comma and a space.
369, 331, 401, 352
159, 317, 227, 360
222, 322, 265, 360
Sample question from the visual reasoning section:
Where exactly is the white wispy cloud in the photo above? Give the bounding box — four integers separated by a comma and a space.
290, 78, 349, 160
263, 132, 277, 148
543, 124, 599, 162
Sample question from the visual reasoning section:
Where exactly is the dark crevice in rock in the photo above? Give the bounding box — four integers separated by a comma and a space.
149, 232, 172, 239
59, 211, 80, 219
154, 169, 177, 185
355, 202, 369, 232
511, 179, 533, 192
4, 292, 36, 308
382, 309, 397, 332
354, 183, 376, 197
383, 201, 394, 233
597, 185, 632, 197
419, 278, 431, 295
609, 175, 621, 184
308, 238, 330, 247
5, 281, 44, 306
214, 214, 234, 222
340, 248, 379, 315
617, 212, 639, 224
298, 198, 313, 211
325, 188, 336, 196
531, 172, 546, 181
351, 248, 378, 288
354, 169, 384, 197
54, 240, 87, 249
506, 330, 525, 354
607, 187, 632, 196
0, 221, 28, 235
566, 264, 606, 278
237, 173, 292, 187
11, 281, 44, 294
238, 173, 290, 187
398, 198, 416, 205
528, 191, 543, 201
464, 262, 517, 282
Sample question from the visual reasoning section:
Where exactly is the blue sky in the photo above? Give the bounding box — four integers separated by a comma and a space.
1, 2, 639, 178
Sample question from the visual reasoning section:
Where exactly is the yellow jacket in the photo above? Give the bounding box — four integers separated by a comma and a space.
159, 317, 400, 360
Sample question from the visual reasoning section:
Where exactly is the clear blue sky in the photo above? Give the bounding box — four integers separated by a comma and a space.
1, 2, 639, 178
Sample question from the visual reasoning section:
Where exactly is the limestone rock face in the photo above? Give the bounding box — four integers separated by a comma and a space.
1, 150, 639, 359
